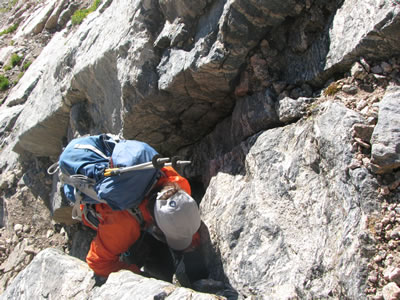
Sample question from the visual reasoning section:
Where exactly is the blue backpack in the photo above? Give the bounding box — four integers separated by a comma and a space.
48, 134, 161, 226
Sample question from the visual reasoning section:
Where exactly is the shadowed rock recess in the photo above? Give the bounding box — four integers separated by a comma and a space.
0, 0, 400, 299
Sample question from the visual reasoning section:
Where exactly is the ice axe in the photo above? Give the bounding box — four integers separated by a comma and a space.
103, 154, 191, 177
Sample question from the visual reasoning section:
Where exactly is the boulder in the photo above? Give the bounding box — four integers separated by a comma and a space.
371, 86, 400, 173
1, 248, 224, 300
90, 271, 222, 300
276, 96, 314, 123
0, 248, 95, 300
200, 101, 379, 299
8, 30, 72, 157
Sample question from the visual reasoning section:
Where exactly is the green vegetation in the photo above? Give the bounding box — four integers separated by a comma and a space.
0, 23, 18, 36
323, 82, 340, 96
10, 53, 23, 67
0, 75, 10, 91
23, 60, 32, 71
71, 0, 102, 25
3, 54, 24, 71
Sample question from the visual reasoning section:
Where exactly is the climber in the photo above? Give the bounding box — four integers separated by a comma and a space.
52, 134, 208, 285
84, 166, 208, 284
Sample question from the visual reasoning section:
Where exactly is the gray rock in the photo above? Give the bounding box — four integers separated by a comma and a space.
13, 224, 23, 234
371, 86, 400, 173
0, 248, 95, 300
57, 2, 79, 28
44, 0, 68, 31
200, 101, 379, 299
0, 46, 14, 66
360, 57, 371, 72
352, 124, 375, 142
90, 270, 221, 300
1, 248, 222, 300
0, 239, 29, 273
9, 30, 72, 156
154, 19, 190, 48
69, 229, 96, 262
342, 84, 358, 95
273, 81, 287, 95
382, 282, 400, 300
284, 1, 400, 84
13, 0, 57, 38
1, 1, 400, 299
159, 0, 210, 21
384, 267, 400, 285
276, 96, 314, 123
9, 0, 400, 158
0, 106, 23, 138
187, 89, 279, 184
381, 61, 393, 74
351, 62, 368, 80
371, 65, 384, 75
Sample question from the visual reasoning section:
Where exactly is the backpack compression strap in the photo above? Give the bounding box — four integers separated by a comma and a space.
74, 143, 110, 160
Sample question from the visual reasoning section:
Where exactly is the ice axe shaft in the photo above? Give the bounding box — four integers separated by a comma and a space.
104, 156, 191, 177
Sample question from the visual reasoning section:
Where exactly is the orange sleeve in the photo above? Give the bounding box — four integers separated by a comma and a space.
158, 166, 191, 195
86, 204, 141, 277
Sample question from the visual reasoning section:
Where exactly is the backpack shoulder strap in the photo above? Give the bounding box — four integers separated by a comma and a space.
72, 191, 102, 230
127, 207, 145, 228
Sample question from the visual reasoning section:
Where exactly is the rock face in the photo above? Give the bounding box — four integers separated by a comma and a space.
1, 248, 219, 300
200, 102, 379, 299
5, 0, 399, 156
0, 0, 400, 299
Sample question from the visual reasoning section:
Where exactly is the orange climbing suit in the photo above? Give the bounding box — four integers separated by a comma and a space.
82, 167, 198, 277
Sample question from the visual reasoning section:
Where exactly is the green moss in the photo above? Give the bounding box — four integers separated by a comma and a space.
0, 75, 10, 91
0, 23, 18, 36
71, 0, 102, 25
